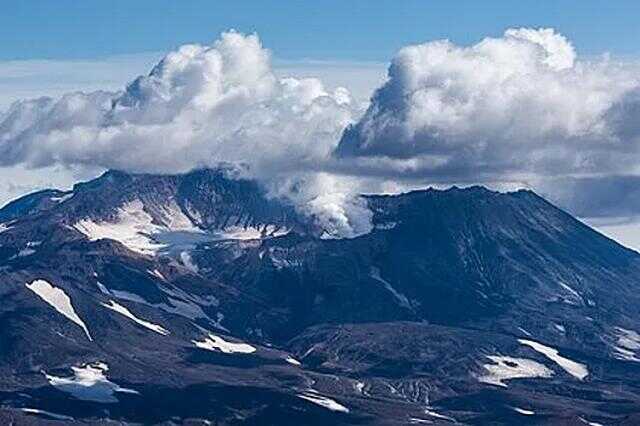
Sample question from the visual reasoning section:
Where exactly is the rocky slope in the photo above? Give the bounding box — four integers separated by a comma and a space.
2, 169, 640, 425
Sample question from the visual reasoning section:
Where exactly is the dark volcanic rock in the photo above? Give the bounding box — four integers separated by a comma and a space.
2, 170, 640, 425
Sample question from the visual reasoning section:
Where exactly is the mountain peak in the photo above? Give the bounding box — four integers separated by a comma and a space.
3, 170, 640, 424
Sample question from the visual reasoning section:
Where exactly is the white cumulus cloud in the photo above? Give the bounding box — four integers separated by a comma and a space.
0, 31, 355, 175
336, 28, 640, 184
0, 31, 370, 236
4, 28, 640, 240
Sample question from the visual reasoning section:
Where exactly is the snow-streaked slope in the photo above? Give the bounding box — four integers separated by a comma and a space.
73, 199, 289, 256
149, 269, 166, 280
73, 200, 166, 255
16, 248, 36, 257
210, 224, 289, 240
285, 356, 301, 366
25, 279, 92, 341
44, 362, 138, 403
155, 201, 200, 231
519, 339, 589, 380
192, 333, 256, 354
557, 282, 584, 305
370, 267, 411, 309
478, 355, 554, 387
101, 300, 170, 335
297, 390, 350, 413
579, 417, 605, 426
50, 193, 74, 204
612, 327, 640, 362
411, 407, 456, 422
108, 287, 211, 321
20, 408, 75, 421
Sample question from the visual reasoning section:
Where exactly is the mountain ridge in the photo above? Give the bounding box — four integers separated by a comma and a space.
2, 169, 640, 425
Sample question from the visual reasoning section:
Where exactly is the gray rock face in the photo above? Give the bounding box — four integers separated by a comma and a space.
2, 170, 640, 425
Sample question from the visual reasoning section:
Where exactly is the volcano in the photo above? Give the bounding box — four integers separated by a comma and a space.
2, 169, 640, 425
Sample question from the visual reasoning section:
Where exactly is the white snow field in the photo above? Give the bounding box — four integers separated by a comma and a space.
192, 333, 257, 354
285, 356, 302, 366
73, 198, 289, 257
43, 362, 139, 403
25, 279, 92, 341
73, 200, 168, 255
297, 390, 350, 413
519, 339, 589, 380
612, 327, 640, 362
478, 355, 554, 387
20, 408, 74, 421
101, 300, 170, 335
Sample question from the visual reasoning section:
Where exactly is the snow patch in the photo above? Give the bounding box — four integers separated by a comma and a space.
558, 282, 584, 305
73, 199, 289, 256
110, 289, 148, 304
44, 362, 138, 403
513, 407, 535, 415
159, 285, 215, 318
212, 224, 288, 240
408, 419, 431, 424
298, 390, 349, 413
0, 222, 14, 234
73, 200, 165, 255
96, 281, 111, 295
519, 339, 588, 380
51, 193, 74, 203
17, 248, 36, 257
26, 279, 92, 341
554, 323, 566, 333
192, 333, 256, 354
374, 221, 398, 230
612, 327, 640, 362
268, 248, 303, 270
149, 269, 166, 280
370, 267, 411, 309
579, 417, 604, 426
286, 356, 301, 366
517, 327, 532, 337
424, 408, 456, 422
156, 201, 200, 231
20, 408, 74, 421
478, 355, 553, 387
101, 300, 169, 335
111, 288, 210, 321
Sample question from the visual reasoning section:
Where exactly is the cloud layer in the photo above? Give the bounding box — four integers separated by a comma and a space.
0, 32, 355, 176
0, 31, 373, 236
3, 28, 640, 238
336, 28, 640, 184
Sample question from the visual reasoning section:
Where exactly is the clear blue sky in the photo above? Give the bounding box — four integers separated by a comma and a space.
2, 1, 639, 61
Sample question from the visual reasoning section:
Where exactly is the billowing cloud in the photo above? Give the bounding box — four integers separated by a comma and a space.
4, 28, 640, 240
268, 172, 374, 238
336, 28, 640, 184
0, 32, 356, 175
0, 31, 370, 235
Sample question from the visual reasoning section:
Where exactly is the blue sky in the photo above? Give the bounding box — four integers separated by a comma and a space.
2, 0, 639, 61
